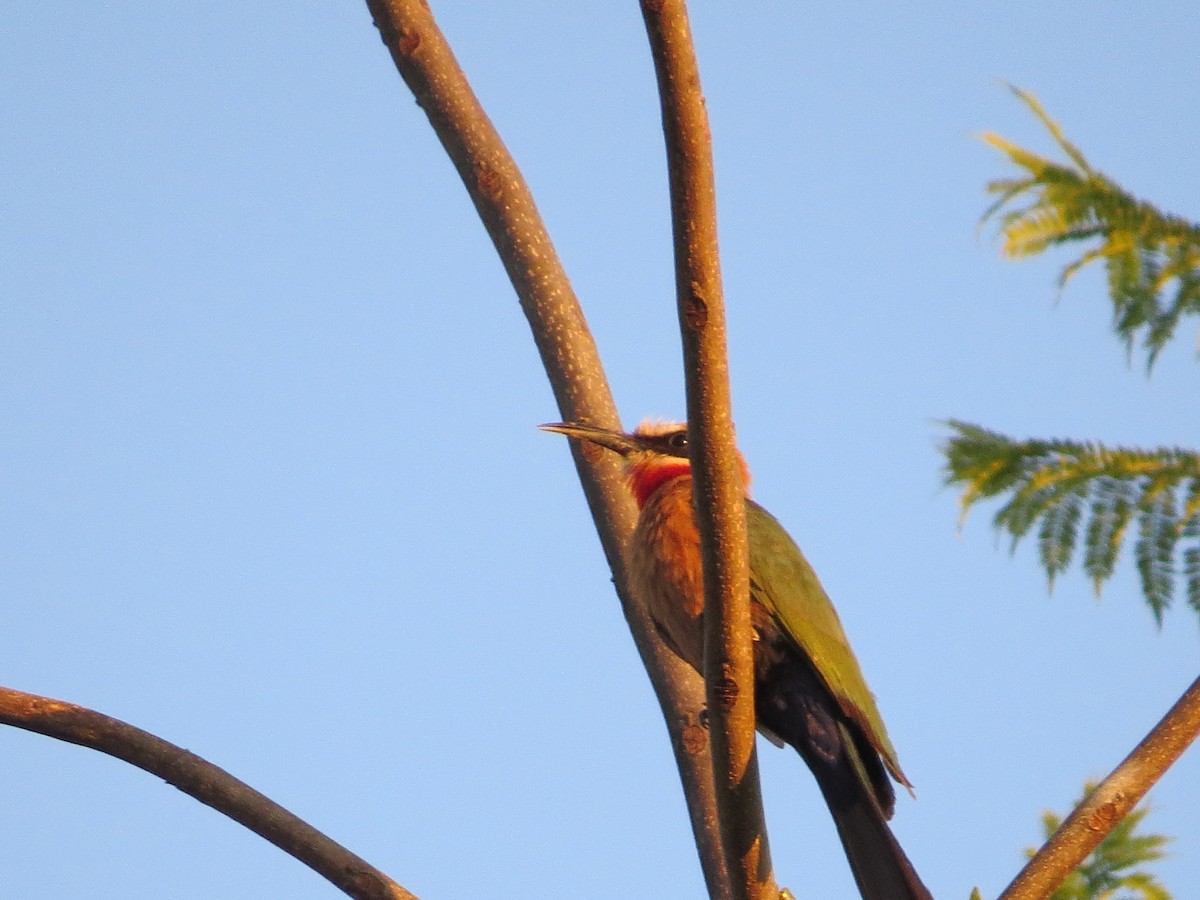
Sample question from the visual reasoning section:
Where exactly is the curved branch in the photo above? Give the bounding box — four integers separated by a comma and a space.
0, 686, 415, 900
362, 2, 729, 895
999, 673, 1200, 900
640, 3, 773, 899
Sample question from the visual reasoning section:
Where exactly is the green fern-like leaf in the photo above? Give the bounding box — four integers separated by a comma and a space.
1183, 546, 1200, 615
1134, 489, 1178, 624
980, 86, 1200, 368
1024, 782, 1171, 900
1082, 478, 1134, 593
1038, 492, 1082, 587
943, 421, 1200, 623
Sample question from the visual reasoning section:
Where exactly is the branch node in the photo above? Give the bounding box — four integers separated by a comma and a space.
397, 28, 421, 56
713, 673, 739, 712
476, 163, 503, 200
682, 722, 708, 755
1086, 799, 1123, 832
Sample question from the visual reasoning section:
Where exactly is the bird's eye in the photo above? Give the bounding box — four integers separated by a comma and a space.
668, 432, 689, 452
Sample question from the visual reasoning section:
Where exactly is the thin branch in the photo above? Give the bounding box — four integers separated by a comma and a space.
640, 2, 774, 899
362, 2, 730, 895
999, 673, 1200, 900
0, 686, 414, 900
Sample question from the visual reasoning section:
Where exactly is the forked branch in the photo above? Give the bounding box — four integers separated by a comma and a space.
363, 1, 731, 894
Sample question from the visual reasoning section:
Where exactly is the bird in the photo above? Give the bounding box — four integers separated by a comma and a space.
540, 419, 930, 900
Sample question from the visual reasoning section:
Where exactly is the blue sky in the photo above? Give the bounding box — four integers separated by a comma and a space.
4, 3, 1199, 898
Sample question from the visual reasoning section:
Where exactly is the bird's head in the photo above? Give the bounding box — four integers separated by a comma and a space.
539, 419, 749, 508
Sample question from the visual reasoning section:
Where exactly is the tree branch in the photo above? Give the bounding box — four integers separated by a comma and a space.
362, 2, 730, 895
639, 3, 774, 898
999, 672, 1200, 900
0, 686, 414, 900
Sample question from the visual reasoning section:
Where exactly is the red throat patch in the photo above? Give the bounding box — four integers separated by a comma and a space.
627, 456, 693, 508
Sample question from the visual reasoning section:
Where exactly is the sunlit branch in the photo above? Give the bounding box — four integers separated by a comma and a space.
640, 2, 774, 898
999, 673, 1200, 899
362, 1, 729, 893
0, 686, 415, 900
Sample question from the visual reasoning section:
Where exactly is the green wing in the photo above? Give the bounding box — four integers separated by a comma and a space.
745, 500, 910, 788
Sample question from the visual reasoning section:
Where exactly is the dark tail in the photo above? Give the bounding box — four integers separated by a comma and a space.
818, 771, 931, 900
756, 655, 932, 899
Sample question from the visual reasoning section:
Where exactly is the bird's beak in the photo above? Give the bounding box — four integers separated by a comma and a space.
538, 422, 643, 457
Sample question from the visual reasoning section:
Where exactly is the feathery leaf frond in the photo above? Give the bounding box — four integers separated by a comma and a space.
943, 420, 1200, 623
980, 88, 1200, 369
